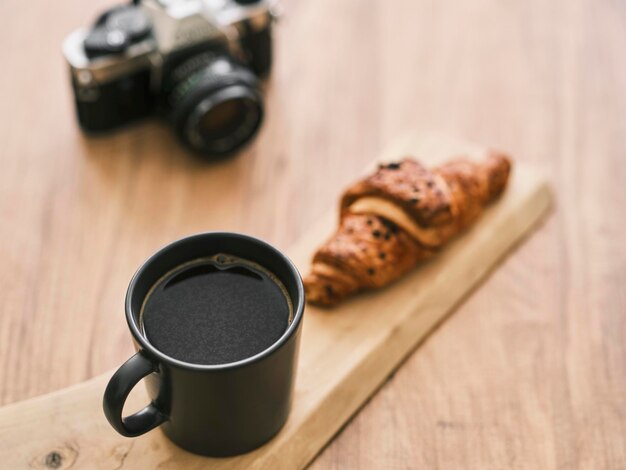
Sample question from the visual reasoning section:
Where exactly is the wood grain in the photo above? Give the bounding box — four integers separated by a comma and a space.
0, 136, 551, 469
0, 0, 625, 468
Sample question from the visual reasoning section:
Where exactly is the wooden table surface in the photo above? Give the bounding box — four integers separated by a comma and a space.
1, 0, 624, 468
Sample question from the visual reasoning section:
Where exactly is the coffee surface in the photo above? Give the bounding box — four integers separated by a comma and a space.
140, 255, 292, 365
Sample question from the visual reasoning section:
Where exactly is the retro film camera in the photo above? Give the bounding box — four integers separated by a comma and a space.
63, 0, 274, 157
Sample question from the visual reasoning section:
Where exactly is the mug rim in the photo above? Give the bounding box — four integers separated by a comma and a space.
125, 231, 305, 372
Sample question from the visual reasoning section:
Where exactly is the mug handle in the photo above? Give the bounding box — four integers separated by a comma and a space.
103, 351, 168, 437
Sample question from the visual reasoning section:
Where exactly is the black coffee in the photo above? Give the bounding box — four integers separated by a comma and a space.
140, 254, 293, 365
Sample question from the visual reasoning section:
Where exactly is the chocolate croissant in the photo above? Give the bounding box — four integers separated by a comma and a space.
304, 150, 512, 306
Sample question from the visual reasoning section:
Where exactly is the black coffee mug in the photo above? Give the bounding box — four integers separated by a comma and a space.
103, 233, 305, 456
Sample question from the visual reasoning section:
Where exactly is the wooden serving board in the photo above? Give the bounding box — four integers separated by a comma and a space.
0, 134, 551, 470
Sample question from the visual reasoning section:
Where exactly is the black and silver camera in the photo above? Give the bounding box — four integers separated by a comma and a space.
63, 0, 275, 157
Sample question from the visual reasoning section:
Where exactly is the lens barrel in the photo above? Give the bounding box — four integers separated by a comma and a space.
167, 55, 264, 157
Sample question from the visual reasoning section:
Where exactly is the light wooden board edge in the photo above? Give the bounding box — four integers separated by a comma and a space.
0, 134, 552, 470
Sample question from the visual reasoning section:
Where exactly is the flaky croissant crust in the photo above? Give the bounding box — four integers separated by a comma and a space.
304, 150, 512, 306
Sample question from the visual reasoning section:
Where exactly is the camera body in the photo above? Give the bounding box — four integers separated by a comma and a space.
63, 0, 274, 156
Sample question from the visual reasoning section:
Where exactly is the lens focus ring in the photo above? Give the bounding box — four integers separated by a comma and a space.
167, 55, 263, 157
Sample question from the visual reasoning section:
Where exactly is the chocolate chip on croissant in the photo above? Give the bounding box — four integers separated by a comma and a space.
304, 150, 512, 306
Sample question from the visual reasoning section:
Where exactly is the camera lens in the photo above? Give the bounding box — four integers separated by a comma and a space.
185, 87, 262, 155
199, 98, 249, 135
167, 55, 263, 157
